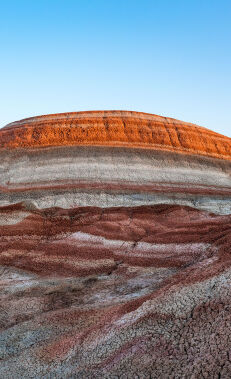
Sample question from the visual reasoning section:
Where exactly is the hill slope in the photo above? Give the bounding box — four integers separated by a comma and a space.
0, 111, 231, 378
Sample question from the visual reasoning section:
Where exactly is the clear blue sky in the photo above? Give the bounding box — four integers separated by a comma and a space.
0, 0, 230, 136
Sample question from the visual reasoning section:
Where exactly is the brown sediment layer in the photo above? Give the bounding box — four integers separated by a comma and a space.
1, 180, 231, 195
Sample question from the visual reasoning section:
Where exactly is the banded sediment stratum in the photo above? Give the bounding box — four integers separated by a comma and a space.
1, 110, 231, 213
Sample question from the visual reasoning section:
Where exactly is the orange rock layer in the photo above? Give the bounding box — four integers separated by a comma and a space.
1, 110, 231, 160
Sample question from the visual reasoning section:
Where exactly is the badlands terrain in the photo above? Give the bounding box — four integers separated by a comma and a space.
0, 111, 231, 378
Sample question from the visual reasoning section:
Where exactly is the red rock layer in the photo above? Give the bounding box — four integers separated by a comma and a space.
1, 203, 231, 377
1, 203, 230, 277
1, 110, 231, 160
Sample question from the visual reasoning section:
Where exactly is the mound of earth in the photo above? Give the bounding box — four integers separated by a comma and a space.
0, 111, 231, 378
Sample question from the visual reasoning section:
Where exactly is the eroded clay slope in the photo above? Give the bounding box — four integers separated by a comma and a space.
0, 203, 231, 378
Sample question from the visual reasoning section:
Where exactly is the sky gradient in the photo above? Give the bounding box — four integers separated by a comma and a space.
0, 0, 230, 136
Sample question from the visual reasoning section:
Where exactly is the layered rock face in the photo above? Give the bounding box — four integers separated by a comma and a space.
1, 110, 231, 213
0, 111, 231, 378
